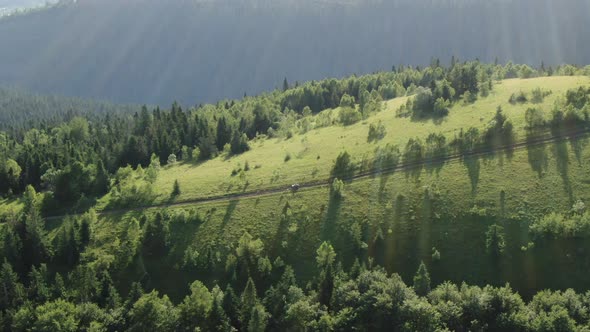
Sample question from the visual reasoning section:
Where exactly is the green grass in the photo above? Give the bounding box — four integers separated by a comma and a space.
124, 76, 590, 207
84, 130, 590, 298
5, 76, 590, 298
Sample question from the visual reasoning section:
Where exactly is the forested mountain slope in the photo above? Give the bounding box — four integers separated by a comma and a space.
0, 0, 589, 104
2, 61, 590, 330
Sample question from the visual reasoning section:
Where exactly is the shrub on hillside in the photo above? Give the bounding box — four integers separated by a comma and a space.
167, 154, 177, 165
108, 166, 157, 208
230, 132, 250, 154
412, 87, 435, 117
530, 212, 590, 239
462, 91, 477, 104
450, 127, 480, 153
509, 91, 528, 104
482, 107, 514, 147
403, 138, 424, 164
552, 105, 588, 128
565, 86, 590, 109
339, 107, 362, 125
373, 144, 400, 172
433, 98, 450, 117
425, 133, 448, 159
531, 88, 552, 104
367, 121, 386, 142
331, 178, 344, 198
331, 151, 355, 180
525, 107, 546, 130
339, 94, 355, 108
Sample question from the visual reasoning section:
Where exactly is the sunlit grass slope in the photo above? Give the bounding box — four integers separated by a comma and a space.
144, 76, 589, 205
46, 76, 590, 299
89, 132, 590, 299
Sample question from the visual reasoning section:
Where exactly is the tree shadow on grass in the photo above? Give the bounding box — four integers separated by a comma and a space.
424, 158, 445, 177
552, 140, 573, 204
378, 173, 391, 202
270, 202, 291, 257
404, 163, 423, 182
570, 136, 589, 166
322, 195, 342, 242
222, 200, 239, 226
525, 130, 550, 178
527, 144, 549, 178
463, 156, 481, 195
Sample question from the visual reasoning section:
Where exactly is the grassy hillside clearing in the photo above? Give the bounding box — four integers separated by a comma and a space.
82, 128, 590, 299
95, 76, 589, 208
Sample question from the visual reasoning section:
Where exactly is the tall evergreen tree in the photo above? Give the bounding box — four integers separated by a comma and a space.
240, 278, 258, 329
216, 117, 232, 151
28, 264, 51, 303
0, 260, 24, 311
223, 285, 240, 330
413, 261, 431, 296
93, 159, 110, 195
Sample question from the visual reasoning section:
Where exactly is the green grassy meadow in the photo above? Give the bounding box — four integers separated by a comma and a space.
136, 76, 590, 206
88, 125, 590, 299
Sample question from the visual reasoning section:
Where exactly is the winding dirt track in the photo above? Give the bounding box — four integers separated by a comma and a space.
47, 128, 590, 220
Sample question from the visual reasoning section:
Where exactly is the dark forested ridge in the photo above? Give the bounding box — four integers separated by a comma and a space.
0, 0, 589, 105
0, 87, 142, 132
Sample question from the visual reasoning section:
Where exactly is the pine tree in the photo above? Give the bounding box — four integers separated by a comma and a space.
230, 131, 250, 155
94, 159, 110, 195
97, 271, 120, 309
64, 225, 80, 266
79, 211, 94, 248
28, 264, 50, 303
53, 273, 67, 300
0, 260, 24, 310
207, 286, 231, 332
413, 261, 431, 296
248, 304, 269, 332
318, 263, 334, 308
21, 210, 51, 269
240, 278, 258, 329
125, 282, 144, 310
2, 226, 22, 269
282, 77, 289, 92
223, 285, 240, 330
216, 117, 232, 151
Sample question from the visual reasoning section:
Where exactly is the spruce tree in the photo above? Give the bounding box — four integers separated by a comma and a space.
2, 226, 22, 269
53, 273, 67, 300
240, 278, 258, 329
0, 260, 24, 311
413, 261, 431, 296
248, 304, 269, 332
223, 285, 240, 330
94, 159, 110, 195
